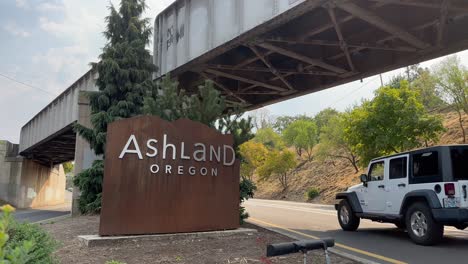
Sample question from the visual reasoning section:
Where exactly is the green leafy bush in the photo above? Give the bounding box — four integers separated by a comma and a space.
239, 178, 257, 224
0, 205, 57, 264
7, 221, 58, 264
306, 187, 320, 200
73, 160, 104, 214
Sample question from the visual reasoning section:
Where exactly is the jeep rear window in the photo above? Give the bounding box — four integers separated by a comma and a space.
390, 157, 407, 179
450, 147, 468, 180
412, 151, 438, 178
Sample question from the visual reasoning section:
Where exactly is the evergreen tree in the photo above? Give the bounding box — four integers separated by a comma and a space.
73, 0, 155, 213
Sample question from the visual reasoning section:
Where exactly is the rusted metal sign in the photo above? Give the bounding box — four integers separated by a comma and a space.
99, 116, 240, 236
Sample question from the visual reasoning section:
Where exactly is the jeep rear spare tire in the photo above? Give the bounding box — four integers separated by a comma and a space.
338, 200, 360, 231
405, 202, 443, 246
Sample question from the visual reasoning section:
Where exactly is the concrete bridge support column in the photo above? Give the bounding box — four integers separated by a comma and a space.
0, 141, 66, 208
72, 93, 100, 216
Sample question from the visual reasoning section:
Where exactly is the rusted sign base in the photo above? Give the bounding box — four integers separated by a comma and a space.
99, 116, 240, 236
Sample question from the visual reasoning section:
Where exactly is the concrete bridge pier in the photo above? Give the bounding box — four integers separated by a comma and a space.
0, 141, 65, 208
71, 93, 100, 216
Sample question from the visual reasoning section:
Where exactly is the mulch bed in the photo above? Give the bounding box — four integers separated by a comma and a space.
41, 216, 355, 264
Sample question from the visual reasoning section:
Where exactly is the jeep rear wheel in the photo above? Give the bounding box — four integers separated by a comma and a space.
405, 202, 443, 246
338, 200, 360, 231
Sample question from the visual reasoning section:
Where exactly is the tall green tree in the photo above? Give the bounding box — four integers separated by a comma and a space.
347, 81, 445, 165
253, 127, 284, 150
239, 141, 268, 180
73, 0, 156, 213
143, 77, 225, 126
435, 56, 468, 143
412, 69, 446, 111
282, 119, 318, 161
273, 114, 312, 133
314, 108, 339, 134
317, 113, 360, 172
257, 150, 297, 191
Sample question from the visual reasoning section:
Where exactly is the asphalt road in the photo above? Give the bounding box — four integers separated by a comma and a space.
13, 191, 72, 223
14, 203, 70, 223
244, 199, 468, 264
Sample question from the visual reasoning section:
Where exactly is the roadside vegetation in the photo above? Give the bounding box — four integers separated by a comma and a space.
245, 57, 467, 201
0, 205, 58, 264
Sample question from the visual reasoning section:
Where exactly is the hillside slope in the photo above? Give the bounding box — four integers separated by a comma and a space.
254, 111, 467, 204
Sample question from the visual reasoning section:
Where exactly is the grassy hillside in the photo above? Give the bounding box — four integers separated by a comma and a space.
254, 111, 467, 204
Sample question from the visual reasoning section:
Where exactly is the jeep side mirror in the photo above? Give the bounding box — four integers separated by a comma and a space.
360, 174, 368, 187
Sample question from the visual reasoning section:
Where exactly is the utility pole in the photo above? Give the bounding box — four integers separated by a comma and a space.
379, 74, 383, 87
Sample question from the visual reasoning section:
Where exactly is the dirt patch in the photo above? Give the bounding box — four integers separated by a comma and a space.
41, 216, 355, 264
254, 158, 362, 205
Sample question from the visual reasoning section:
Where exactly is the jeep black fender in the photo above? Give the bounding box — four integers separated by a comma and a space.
399, 190, 442, 215
335, 192, 363, 213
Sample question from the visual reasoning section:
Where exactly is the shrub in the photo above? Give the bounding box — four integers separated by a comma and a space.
239, 177, 257, 224
0, 205, 34, 264
73, 160, 104, 214
106, 261, 126, 264
7, 221, 58, 264
306, 187, 320, 200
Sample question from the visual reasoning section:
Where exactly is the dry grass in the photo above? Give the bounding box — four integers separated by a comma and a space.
255, 111, 468, 204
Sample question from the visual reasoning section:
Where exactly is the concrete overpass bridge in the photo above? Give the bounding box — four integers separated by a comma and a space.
19, 70, 97, 166
2, 0, 468, 211
0, 70, 98, 209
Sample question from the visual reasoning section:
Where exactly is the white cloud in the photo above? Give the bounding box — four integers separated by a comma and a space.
37, 2, 63, 12
3, 21, 30, 37
35, 0, 175, 91
15, 0, 29, 9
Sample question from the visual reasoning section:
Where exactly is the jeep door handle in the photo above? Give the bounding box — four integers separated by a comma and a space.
398, 183, 406, 187
378, 185, 385, 189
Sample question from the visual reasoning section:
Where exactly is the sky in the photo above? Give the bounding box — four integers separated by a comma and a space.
0, 0, 467, 144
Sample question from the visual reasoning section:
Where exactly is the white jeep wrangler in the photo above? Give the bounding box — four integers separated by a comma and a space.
335, 145, 468, 245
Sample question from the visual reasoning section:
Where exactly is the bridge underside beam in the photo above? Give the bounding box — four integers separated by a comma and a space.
20, 125, 76, 166
169, 0, 468, 110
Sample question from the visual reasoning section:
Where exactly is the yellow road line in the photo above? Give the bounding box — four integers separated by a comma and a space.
250, 217, 407, 264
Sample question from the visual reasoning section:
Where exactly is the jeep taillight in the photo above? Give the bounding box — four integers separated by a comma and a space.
444, 183, 456, 196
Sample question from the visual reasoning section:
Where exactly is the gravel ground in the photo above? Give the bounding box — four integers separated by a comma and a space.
41, 216, 355, 264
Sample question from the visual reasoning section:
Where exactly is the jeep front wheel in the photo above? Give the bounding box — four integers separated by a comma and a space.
337, 200, 360, 231
405, 202, 443, 246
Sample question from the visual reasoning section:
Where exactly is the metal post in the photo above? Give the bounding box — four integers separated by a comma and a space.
324, 248, 331, 264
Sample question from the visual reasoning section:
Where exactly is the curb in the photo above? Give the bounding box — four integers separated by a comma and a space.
247, 220, 380, 264
78, 228, 258, 247
33, 214, 71, 224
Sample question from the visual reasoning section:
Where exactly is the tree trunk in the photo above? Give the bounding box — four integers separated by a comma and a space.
279, 173, 288, 191
306, 148, 313, 161
351, 155, 359, 173
457, 110, 466, 143
296, 147, 302, 157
